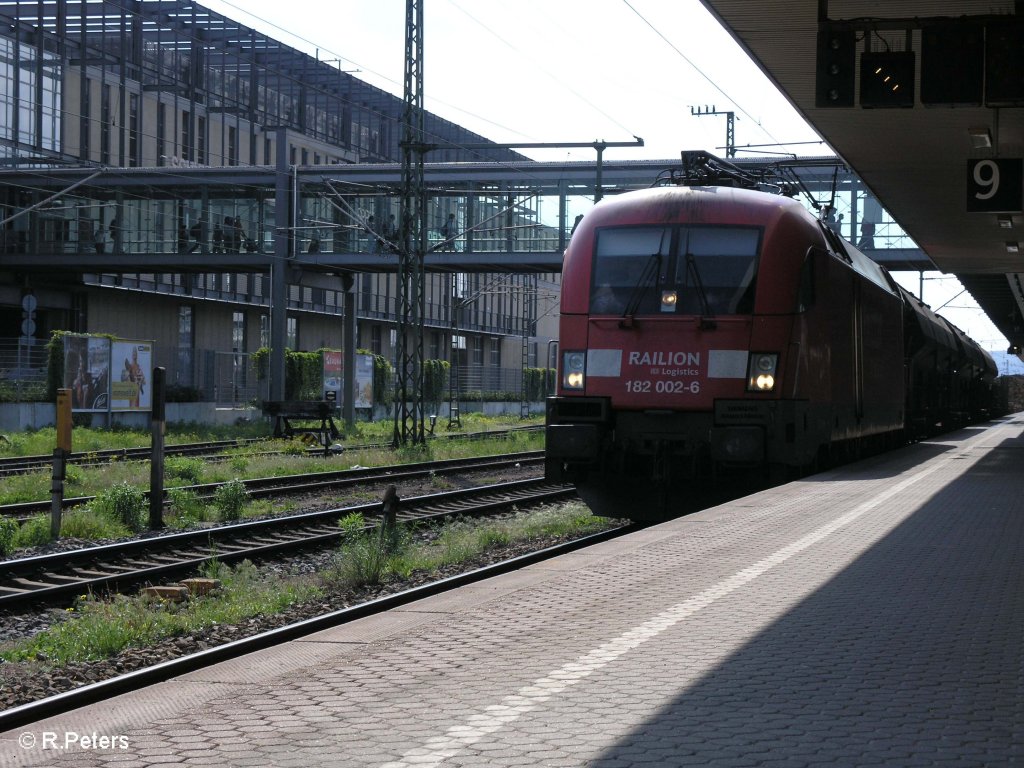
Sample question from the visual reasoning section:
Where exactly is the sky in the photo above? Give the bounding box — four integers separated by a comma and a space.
197, 0, 1012, 354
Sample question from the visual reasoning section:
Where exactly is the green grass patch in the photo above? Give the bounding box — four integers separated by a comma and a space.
13, 515, 53, 549
324, 503, 612, 589
0, 515, 17, 556
0, 422, 274, 459
165, 488, 209, 527
0, 560, 321, 665
59, 506, 132, 540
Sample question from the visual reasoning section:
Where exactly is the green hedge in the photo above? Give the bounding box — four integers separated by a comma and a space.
423, 359, 450, 409
252, 347, 324, 401
524, 367, 556, 401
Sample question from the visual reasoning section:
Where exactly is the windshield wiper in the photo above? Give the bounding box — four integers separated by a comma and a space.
620, 252, 661, 325
685, 251, 717, 329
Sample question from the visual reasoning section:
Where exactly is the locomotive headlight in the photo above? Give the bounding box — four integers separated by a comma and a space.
660, 290, 678, 312
747, 353, 779, 392
563, 351, 586, 390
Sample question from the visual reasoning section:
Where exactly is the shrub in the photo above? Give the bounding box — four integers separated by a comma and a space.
14, 515, 53, 549
213, 478, 248, 522
338, 511, 366, 537
165, 457, 205, 484
330, 527, 391, 588
282, 440, 306, 456
95, 481, 146, 532
166, 488, 207, 526
327, 512, 408, 588
0, 516, 18, 556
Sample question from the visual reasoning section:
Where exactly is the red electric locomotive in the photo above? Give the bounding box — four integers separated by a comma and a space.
545, 158, 994, 522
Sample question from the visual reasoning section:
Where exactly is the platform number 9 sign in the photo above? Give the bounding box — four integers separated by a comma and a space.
967, 158, 1023, 213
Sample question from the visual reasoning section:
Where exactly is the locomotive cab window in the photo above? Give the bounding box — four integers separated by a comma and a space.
676, 227, 760, 315
591, 226, 671, 315
590, 225, 760, 316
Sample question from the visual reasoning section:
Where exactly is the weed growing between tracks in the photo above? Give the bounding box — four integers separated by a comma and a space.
0, 503, 611, 670
323, 503, 612, 590
0, 561, 321, 665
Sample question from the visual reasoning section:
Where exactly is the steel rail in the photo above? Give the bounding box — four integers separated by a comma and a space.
0, 450, 545, 520
0, 476, 573, 610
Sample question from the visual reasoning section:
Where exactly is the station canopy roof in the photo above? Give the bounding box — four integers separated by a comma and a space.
701, 0, 1024, 350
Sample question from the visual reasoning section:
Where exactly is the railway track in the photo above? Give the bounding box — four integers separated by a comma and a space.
0, 515, 629, 733
0, 476, 575, 610
0, 425, 543, 477
0, 450, 545, 521
0, 437, 266, 476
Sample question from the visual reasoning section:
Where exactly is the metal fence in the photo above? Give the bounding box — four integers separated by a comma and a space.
0, 338, 49, 401
156, 347, 263, 407
0, 339, 555, 408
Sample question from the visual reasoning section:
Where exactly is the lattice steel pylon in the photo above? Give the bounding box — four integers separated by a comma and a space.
690, 105, 736, 158
394, 0, 427, 447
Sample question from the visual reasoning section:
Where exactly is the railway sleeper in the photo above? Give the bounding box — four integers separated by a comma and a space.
0, 585, 33, 595
8, 577, 63, 589
40, 572, 86, 584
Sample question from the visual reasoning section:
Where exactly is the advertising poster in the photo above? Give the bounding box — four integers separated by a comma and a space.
355, 353, 373, 408
63, 334, 111, 412
323, 352, 373, 408
111, 340, 153, 411
323, 350, 342, 404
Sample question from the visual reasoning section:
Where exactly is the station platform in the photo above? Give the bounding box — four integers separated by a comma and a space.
3, 415, 1023, 767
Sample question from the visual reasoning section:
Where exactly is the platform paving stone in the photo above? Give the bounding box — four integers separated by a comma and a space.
2, 420, 1023, 766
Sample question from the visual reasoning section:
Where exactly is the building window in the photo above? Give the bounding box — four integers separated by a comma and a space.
128, 93, 139, 166
80, 78, 91, 160
361, 273, 373, 312
490, 338, 501, 367
227, 125, 237, 166
232, 310, 246, 350
264, 137, 272, 164
472, 336, 483, 365
260, 314, 270, 348
286, 316, 298, 349
181, 109, 191, 161
100, 84, 111, 165
40, 53, 60, 153
370, 325, 381, 355
232, 311, 247, 395
430, 332, 440, 360
176, 306, 194, 386
197, 116, 206, 164
156, 102, 165, 165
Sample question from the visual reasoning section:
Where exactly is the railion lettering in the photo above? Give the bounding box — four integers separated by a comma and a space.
628, 351, 701, 367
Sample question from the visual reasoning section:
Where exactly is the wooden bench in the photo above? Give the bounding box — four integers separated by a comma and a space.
262, 400, 340, 450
